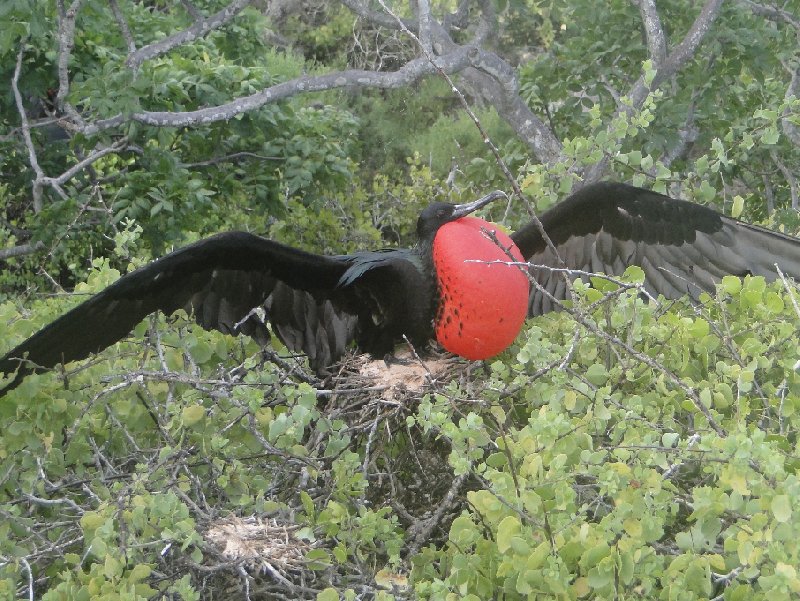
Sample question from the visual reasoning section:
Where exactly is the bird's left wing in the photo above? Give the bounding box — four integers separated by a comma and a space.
0, 232, 357, 392
511, 182, 800, 315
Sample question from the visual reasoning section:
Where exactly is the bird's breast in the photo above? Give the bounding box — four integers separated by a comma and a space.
432, 216, 529, 360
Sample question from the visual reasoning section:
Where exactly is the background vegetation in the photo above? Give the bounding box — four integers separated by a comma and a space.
0, 0, 799, 599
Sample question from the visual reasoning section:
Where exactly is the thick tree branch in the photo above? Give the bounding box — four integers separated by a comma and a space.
443, 0, 471, 33
659, 94, 699, 169
0, 242, 45, 261
125, 0, 253, 69
417, 0, 432, 54
80, 49, 477, 134
634, 0, 667, 68
55, 0, 84, 112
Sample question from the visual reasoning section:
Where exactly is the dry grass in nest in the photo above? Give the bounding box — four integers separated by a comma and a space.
205, 516, 309, 582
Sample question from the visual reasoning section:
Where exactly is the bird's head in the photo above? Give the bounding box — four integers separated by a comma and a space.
416, 191, 507, 244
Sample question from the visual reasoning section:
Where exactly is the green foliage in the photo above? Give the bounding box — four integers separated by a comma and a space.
1, 0, 800, 598
412, 107, 524, 189
0, 2, 362, 287
516, 0, 799, 219
409, 273, 800, 599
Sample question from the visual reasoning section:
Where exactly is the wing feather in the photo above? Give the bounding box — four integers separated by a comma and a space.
512, 182, 800, 315
0, 232, 359, 391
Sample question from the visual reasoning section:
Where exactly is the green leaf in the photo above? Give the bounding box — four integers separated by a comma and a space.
662, 432, 679, 447
188, 340, 213, 363
731, 195, 744, 218
104, 554, 122, 579
622, 265, 645, 283
771, 495, 792, 523
689, 318, 709, 339
181, 405, 205, 427
130, 564, 152, 581
450, 515, 478, 546
585, 363, 608, 386
317, 588, 340, 601
721, 276, 742, 295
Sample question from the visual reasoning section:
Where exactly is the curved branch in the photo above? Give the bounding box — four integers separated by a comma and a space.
80, 49, 476, 135
109, 0, 136, 54
740, 0, 800, 32
12, 41, 45, 213
126, 0, 253, 69
637, 0, 724, 104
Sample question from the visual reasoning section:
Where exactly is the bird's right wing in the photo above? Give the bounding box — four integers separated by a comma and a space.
1, 232, 358, 392
511, 183, 800, 315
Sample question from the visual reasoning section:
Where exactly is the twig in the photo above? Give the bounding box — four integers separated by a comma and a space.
405, 473, 467, 556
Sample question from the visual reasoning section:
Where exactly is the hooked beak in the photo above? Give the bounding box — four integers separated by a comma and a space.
451, 190, 508, 219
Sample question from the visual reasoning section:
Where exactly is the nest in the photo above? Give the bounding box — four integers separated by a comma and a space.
205, 516, 308, 581
194, 349, 481, 598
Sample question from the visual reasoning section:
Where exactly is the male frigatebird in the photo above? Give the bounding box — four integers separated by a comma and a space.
2, 181, 800, 395
0, 190, 529, 393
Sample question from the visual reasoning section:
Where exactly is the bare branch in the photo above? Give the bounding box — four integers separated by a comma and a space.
81, 48, 477, 134
783, 63, 800, 147
340, 0, 414, 31
443, 0, 471, 32
634, 0, 667, 67
659, 94, 699, 169
740, 0, 800, 31
47, 138, 130, 188
183, 151, 282, 168
659, 0, 725, 83
55, 0, 84, 112
771, 150, 799, 210
0, 242, 45, 261
108, 0, 136, 54
126, 0, 253, 69
405, 473, 467, 556
180, 0, 204, 21
584, 0, 724, 183
417, 0, 432, 54
13, 37, 129, 213
12, 41, 46, 212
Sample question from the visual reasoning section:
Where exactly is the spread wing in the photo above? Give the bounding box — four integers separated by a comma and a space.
0, 232, 360, 392
511, 182, 800, 315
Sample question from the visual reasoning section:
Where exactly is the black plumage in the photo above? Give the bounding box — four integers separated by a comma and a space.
512, 182, 800, 315
0, 194, 502, 392
2, 182, 800, 395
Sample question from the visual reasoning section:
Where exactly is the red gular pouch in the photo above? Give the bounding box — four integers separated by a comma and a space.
433, 216, 529, 360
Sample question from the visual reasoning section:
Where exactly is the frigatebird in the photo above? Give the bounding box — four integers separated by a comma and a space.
2, 181, 800, 395
0, 190, 528, 393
